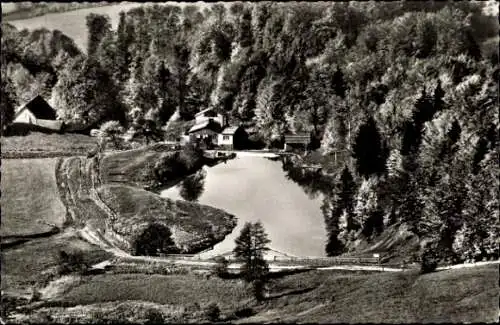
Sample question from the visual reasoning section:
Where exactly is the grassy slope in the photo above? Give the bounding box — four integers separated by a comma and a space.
99, 144, 175, 187
59, 156, 109, 231
97, 184, 237, 252
61, 274, 250, 309
1, 3, 111, 21
1, 158, 66, 237
1, 132, 97, 156
343, 223, 421, 265
56, 265, 498, 323
1, 231, 112, 293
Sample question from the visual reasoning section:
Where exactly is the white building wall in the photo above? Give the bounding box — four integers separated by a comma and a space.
14, 110, 36, 124
218, 134, 233, 146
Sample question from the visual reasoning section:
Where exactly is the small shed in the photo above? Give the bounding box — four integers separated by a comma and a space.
218, 125, 248, 150
284, 132, 311, 152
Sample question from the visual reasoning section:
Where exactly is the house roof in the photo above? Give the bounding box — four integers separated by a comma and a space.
188, 119, 222, 134
195, 107, 216, 117
15, 95, 57, 120
221, 126, 241, 135
188, 121, 210, 133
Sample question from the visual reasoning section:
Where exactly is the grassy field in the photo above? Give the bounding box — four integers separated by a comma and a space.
1, 2, 111, 21
52, 264, 499, 323
97, 184, 237, 253
1, 230, 112, 294
1, 158, 66, 237
61, 273, 250, 309
1, 132, 97, 157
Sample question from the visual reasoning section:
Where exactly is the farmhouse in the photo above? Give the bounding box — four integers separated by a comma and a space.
186, 108, 250, 149
284, 132, 311, 152
13, 95, 64, 132
218, 125, 248, 150
187, 118, 223, 148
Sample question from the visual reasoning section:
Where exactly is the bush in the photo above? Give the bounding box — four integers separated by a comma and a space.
233, 307, 255, 318
420, 244, 439, 274
212, 256, 229, 278
247, 134, 266, 149
27, 311, 54, 324
57, 249, 89, 275
132, 223, 178, 256
1, 294, 29, 319
204, 302, 221, 322
29, 286, 42, 303
178, 144, 204, 170
152, 145, 204, 187
145, 308, 165, 324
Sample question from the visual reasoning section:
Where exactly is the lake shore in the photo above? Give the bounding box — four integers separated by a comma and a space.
162, 155, 327, 258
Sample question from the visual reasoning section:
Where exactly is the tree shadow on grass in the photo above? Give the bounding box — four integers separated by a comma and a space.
268, 268, 314, 279
266, 286, 317, 300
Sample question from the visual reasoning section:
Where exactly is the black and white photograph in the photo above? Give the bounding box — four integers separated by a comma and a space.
0, 1, 498, 323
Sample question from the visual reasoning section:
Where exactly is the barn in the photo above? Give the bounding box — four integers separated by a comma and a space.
12, 95, 64, 133
218, 125, 248, 150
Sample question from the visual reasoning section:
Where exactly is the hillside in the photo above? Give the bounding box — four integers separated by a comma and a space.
1, 5, 498, 323
54, 143, 236, 254
97, 184, 237, 254
10, 264, 499, 323
1, 132, 97, 158
1, 158, 67, 238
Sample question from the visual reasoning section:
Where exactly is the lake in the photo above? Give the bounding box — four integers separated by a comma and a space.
161, 155, 327, 258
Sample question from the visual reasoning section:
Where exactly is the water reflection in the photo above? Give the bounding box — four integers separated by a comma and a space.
277, 156, 335, 199
162, 156, 327, 257
178, 169, 206, 202
275, 155, 343, 256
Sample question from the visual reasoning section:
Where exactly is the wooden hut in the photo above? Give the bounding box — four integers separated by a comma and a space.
284, 132, 311, 152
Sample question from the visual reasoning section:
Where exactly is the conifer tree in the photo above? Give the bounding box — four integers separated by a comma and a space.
86, 13, 112, 58
1, 76, 17, 134
353, 116, 387, 178
233, 221, 271, 301
114, 11, 132, 85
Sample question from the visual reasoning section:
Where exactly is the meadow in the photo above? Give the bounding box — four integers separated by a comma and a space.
52, 264, 499, 323
1, 2, 111, 21
1, 230, 112, 294
1, 158, 66, 237
1, 132, 97, 158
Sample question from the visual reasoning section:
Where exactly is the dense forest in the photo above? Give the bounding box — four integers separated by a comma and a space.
1, 1, 498, 263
